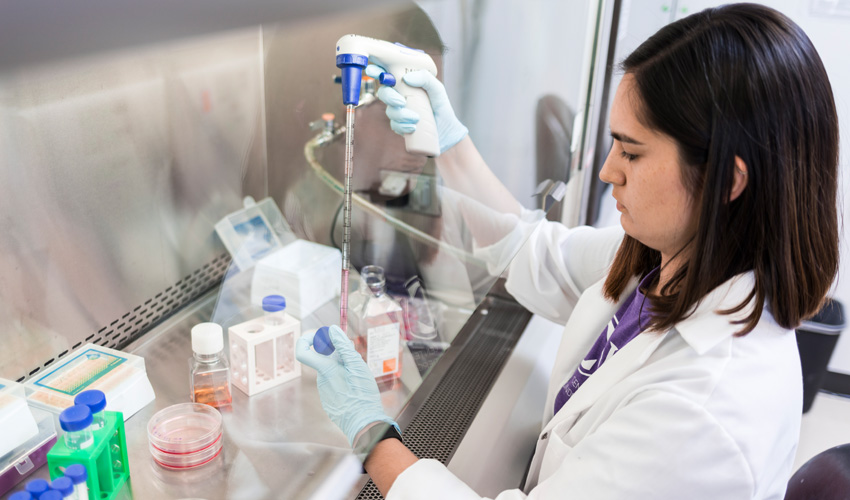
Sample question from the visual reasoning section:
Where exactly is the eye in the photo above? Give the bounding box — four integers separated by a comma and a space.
620, 150, 638, 162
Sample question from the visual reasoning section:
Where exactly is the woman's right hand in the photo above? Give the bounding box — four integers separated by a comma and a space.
365, 64, 468, 154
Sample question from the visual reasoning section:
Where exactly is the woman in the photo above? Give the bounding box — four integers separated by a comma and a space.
296, 3, 839, 498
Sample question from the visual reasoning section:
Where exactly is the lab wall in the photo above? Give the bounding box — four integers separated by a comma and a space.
418, 0, 594, 207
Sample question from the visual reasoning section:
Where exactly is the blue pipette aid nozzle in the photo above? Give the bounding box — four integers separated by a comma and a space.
314, 326, 335, 356
336, 54, 368, 106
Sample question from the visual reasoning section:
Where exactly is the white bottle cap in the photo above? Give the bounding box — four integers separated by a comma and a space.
191, 322, 224, 355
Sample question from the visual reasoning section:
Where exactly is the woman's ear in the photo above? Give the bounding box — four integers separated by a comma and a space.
730, 156, 748, 202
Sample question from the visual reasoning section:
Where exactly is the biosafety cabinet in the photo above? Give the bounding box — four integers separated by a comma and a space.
0, 0, 622, 498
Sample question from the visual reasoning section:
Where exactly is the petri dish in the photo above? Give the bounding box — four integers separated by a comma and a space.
149, 437, 222, 469
148, 403, 223, 469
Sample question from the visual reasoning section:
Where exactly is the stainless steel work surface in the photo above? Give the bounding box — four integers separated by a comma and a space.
117, 292, 364, 500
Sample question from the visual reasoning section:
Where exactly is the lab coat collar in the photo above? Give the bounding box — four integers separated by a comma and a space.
673, 272, 757, 355
541, 272, 756, 436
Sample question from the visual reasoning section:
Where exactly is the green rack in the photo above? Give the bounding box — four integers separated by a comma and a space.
47, 411, 129, 499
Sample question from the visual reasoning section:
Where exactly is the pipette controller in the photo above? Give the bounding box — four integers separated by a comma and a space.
335, 34, 440, 157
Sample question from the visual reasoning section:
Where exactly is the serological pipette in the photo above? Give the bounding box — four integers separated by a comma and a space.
339, 104, 355, 332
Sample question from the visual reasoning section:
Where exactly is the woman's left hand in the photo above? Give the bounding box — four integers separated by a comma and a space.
295, 325, 397, 446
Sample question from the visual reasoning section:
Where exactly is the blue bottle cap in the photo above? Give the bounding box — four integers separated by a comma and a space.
314, 326, 335, 356
25, 478, 49, 496
39, 491, 63, 500
9, 491, 34, 500
74, 390, 106, 414
50, 476, 74, 496
262, 295, 286, 312
64, 464, 88, 484
59, 404, 93, 432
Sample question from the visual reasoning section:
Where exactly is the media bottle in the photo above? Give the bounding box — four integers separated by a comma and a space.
189, 322, 233, 408
261, 295, 295, 374
348, 265, 403, 390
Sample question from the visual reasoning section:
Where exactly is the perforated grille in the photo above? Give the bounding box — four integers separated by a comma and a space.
356, 297, 532, 499
16, 253, 231, 382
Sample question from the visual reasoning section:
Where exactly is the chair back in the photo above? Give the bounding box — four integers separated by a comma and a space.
786, 444, 850, 500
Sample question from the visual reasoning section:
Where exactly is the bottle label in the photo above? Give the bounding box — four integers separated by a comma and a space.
366, 323, 401, 377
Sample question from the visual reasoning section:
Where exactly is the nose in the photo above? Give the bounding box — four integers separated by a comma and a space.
599, 147, 625, 186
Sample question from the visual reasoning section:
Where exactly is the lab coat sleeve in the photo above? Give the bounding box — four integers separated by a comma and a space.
386, 459, 524, 500
503, 223, 624, 325
470, 207, 543, 278
386, 390, 754, 500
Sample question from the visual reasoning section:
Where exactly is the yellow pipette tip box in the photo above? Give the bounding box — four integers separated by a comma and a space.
24, 344, 155, 420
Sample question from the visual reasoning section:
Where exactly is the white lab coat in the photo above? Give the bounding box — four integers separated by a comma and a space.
387, 223, 802, 500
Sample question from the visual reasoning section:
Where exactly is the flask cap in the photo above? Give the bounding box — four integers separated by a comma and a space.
74, 390, 106, 414
191, 322, 224, 355
39, 491, 63, 500
25, 479, 49, 496
360, 265, 386, 294
50, 476, 74, 496
314, 326, 335, 356
262, 295, 286, 312
65, 464, 88, 484
59, 404, 93, 432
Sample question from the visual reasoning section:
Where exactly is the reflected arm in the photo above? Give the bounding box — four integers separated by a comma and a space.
437, 136, 522, 217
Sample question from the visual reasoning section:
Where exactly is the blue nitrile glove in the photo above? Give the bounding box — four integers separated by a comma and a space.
365, 64, 469, 154
295, 325, 398, 446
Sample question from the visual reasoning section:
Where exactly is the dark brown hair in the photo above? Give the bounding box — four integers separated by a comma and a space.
603, 3, 839, 334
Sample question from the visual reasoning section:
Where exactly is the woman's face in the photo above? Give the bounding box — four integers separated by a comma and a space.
599, 74, 699, 263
